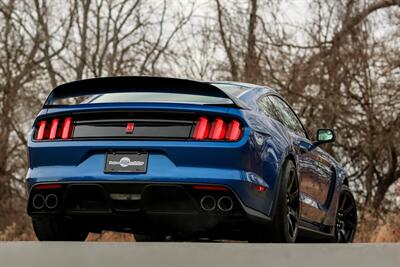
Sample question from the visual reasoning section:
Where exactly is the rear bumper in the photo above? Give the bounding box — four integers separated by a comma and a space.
26, 138, 276, 216
27, 113, 279, 221
27, 182, 270, 237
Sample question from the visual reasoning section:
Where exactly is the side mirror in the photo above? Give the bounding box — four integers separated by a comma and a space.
314, 129, 335, 146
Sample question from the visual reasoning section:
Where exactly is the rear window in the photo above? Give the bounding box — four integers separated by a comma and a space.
52, 92, 232, 106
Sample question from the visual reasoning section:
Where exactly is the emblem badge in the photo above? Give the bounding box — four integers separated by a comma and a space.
126, 122, 135, 134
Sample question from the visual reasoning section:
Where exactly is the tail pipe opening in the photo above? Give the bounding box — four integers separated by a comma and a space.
200, 195, 216, 211
32, 194, 45, 209
217, 196, 233, 212
45, 194, 58, 209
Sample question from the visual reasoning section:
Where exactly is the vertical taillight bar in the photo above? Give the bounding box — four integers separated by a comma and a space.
193, 117, 210, 140
225, 120, 241, 141
49, 119, 59, 140
36, 121, 47, 140
61, 117, 73, 139
209, 118, 227, 140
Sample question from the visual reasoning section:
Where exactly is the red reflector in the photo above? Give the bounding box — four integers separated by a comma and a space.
252, 185, 267, 192
126, 122, 135, 134
35, 184, 62, 189
192, 185, 229, 191
209, 118, 227, 140
226, 120, 241, 141
61, 117, 73, 139
36, 121, 47, 140
49, 119, 59, 140
193, 117, 210, 140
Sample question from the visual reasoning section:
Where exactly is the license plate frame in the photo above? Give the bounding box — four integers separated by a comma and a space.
104, 152, 148, 173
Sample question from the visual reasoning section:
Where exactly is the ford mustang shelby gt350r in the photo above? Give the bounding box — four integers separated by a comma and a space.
26, 76, 357, 242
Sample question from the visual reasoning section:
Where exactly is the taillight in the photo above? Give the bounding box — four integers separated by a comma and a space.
34, 117, 74, 141
61, 117, 73, 139
225, 120, 241, 141
193, 117, 210, 140
192, 117, 242, 141
209, 118, 227, 140
36, 121, 47, 140
49, 119, 59, 140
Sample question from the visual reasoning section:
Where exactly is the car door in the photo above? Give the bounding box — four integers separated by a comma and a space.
267, 95, 334, 224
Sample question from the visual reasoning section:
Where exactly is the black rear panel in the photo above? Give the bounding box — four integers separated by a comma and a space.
72, 111, 195, 140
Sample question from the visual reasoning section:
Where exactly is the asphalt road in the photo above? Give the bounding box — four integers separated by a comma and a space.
0, 242, 399, 267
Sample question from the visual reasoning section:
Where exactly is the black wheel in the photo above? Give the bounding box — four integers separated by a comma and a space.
133, 234, 165, 242
333, 185, 357, 243
249, 160, 300, 243
32, 216, 88, 241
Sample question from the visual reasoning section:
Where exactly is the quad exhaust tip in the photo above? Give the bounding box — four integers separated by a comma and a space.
200, 195, 216, 211
32, 193, 59, 210
45, 194, 58, 209
32, 194, 45, 209
217, 196, 233, 212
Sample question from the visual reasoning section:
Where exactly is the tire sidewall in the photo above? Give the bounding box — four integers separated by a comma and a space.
271, 160, 299, 243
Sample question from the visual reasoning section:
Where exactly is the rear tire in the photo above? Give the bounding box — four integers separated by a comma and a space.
32, 216, 88, 241
249, 160, 300, 243
331, 185, 357, 243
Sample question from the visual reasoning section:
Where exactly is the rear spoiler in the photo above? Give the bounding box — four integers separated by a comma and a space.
44, 76, 249, 109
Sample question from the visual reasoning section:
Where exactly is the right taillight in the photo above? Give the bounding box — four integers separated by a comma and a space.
34, 117, 74, 141
225, 120, 241, 141
192, 117, 242, 141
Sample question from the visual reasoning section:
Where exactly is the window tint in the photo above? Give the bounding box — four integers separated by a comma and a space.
257, 96, 281, 122
268, 96, 306, 137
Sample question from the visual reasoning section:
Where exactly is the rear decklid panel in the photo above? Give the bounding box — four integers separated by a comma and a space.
28, 103, 251, 167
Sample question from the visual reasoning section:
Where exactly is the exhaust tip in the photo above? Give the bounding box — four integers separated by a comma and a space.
32, 194, 45, 210
217, 196, 233, 212
200, 195, 216, 211
45, 194, 58, 209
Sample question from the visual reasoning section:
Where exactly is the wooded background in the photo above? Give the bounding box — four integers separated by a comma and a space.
0, 0, 399, 241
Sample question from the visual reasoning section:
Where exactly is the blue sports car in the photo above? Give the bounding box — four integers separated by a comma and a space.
26, 76, 357, 242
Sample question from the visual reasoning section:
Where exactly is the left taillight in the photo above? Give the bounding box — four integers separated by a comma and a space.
34, 117, 73, 141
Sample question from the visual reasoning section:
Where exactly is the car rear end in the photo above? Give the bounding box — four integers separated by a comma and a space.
26, 77, 272, 239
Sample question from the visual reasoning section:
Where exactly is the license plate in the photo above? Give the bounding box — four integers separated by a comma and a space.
104, 152, 148, 173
